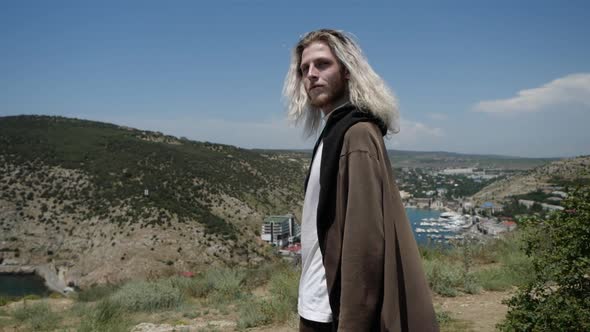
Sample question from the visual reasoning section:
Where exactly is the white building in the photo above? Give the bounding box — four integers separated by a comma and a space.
518, 199, 564, 211
431, 200, 444, 210
261, 214, 301, 247
551, 191, 568, 198
399, 190, 412, 200
440, 168, 474, 175
477, 220, 516, 236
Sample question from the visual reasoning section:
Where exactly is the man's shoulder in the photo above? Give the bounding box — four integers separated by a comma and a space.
344, 121, 382, 143
341, 121, 383, 156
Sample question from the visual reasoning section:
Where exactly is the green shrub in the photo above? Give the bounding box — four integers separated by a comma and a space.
237, 265, 299, 328
77, 298, 129, 332
462, 274, 481, 295
498, 187, 590, 331
22, 294, 41, 301
110, 279, 184, 312
243, 262, 277, 289
267, 265, 299, 312
237, 298, 270, 329
474, 267, 514, 291
458, 239, 481, 295
77, 284, 119, 302
497, 247, 534, 287
474, 249, 533, 292
48, 292, 63, 299
204, 268, 246, 305
0, 296, 16, 307
435, 309, 452, 325
184, 277, 212, 299
419, 243, 452, 261
423, 258, 462, 297
12, 301, 60, 331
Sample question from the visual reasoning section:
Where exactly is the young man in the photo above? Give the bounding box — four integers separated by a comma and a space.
283, 29, 439, 331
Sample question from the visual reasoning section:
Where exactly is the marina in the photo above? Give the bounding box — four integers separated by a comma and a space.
407, 208, 476, 245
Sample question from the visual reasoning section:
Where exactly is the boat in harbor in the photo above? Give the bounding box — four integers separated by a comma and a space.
417, 211, 474, 243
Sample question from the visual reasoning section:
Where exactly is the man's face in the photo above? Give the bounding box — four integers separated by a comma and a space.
300, 41, 348, 112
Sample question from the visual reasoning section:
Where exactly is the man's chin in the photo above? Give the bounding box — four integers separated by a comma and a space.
309, 96, 329, 108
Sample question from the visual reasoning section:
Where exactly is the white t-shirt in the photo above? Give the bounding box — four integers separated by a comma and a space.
298, 141, 333, 322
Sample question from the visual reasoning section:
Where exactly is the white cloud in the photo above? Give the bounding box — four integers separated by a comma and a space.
473, 73, 590, 114
387, 118, 444, 150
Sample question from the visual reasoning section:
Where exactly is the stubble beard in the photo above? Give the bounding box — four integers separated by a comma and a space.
307, 84, 348, 111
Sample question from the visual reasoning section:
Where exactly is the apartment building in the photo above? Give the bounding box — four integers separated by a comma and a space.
261, 214, 300, 247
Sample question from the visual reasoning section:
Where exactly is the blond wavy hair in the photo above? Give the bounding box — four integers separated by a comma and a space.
283, 29, 399, 137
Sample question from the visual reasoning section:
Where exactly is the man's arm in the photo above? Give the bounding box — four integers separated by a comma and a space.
337, 149, 385, 331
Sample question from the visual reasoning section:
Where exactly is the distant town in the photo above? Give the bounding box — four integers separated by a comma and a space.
261, 164, 571, 255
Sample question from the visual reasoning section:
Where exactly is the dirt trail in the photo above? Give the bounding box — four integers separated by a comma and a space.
434, 290, 512, 332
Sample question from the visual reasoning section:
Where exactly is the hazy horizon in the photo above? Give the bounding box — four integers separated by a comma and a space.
2, 113, 574, 160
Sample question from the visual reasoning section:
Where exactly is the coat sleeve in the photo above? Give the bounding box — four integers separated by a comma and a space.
337, 149, 385, 331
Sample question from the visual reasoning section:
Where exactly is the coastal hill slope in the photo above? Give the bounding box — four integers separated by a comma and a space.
256, 149, 554, 170
472, 155, 590, 205
387, 150, 554, 170
0, 115, 306, 288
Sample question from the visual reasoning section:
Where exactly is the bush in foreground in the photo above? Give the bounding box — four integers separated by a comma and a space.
423, 258, 463, 297
204, 268, 246, 305
0, 296, 16, 307
498, 186, 590, 331
11, 301, 60, 331
76, 283, 119, 302
237, 264, 299, 329
109, 279, 184, 312
421, 230, 535, 297
78, 298, 130, 332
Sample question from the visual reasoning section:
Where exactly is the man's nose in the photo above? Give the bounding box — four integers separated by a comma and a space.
306, 65, 319, 79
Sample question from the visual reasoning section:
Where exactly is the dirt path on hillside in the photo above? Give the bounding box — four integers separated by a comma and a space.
434, 290, 512, 332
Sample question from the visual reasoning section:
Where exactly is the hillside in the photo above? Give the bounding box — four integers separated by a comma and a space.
471, 155, 590, 205
386, 150, 555, 170
255, 149, 554, 170
0, 115, 306, 289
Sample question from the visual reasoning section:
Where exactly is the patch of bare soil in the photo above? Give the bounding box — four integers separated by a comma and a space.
434, 290, 512, 332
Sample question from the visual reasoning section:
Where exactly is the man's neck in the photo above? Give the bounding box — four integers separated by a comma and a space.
322, 98, 350, 120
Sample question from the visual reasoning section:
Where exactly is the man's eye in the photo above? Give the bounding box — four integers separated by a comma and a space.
317, 61, 329, 68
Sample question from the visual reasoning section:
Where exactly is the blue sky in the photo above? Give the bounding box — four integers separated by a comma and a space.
1, 1, 589, 158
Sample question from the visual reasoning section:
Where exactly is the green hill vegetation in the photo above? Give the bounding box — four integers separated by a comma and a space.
257, 148, 554, 170
386, 150, 555, 170
499, 186, 590, 331
0, 115, 306, 287
0, 115, 304, 235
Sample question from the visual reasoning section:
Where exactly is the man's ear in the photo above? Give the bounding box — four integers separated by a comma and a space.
344, 68, 350, 79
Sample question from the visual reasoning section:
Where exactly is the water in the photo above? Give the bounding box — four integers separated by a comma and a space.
0, 274, 51, 298
404, 207, 451, 246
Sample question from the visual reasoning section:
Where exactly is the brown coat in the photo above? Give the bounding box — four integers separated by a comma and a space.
322, 121, 439, 331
